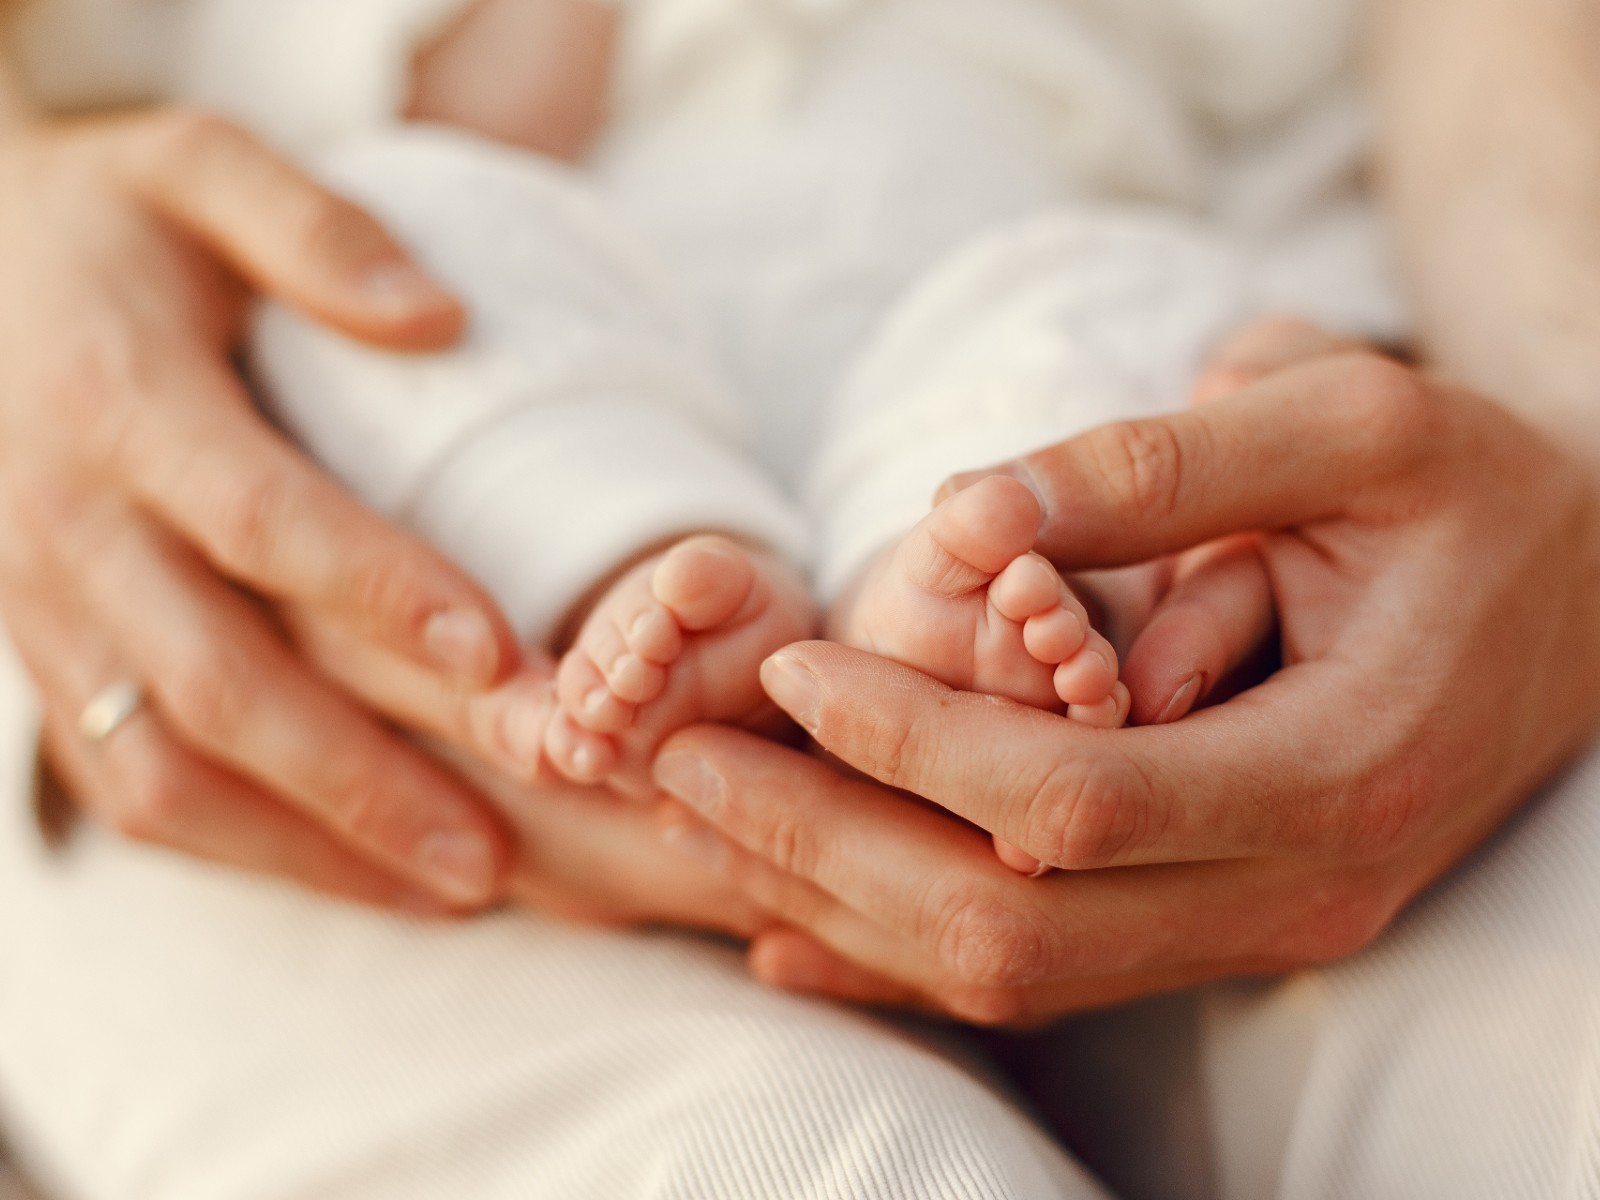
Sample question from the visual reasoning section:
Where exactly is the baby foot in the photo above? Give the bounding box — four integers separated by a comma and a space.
828, 475, 1129, 874
545, 535, 816, 798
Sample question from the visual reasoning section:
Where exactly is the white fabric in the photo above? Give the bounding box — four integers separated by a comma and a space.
258, 0, 1400, 632
1201, 743, 1600, 1200
2, 0, 475, 153
253, 129, 807, 644
807, 208, 1250, 598
0, 641, 1106, 1200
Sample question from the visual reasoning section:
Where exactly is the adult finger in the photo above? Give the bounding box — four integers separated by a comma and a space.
62, 500, 510, 906
487, 780, 770, 938
750, 927, 1268, 1026
945, 350, 1448, 568
655, 734, 1330, 1009
657, 812, 980, 1017
662, 803, 1268, 1026
746, 928, 929, 1011
283, 604, 556, 781
733, 843, 1279, 1024
2, 577, 447, 912
109, 109, 463, 348
109, 353, 517, 685
749, 642, 1372, 868
1122, 537, 1276, 725
1189, 316, 1363, 404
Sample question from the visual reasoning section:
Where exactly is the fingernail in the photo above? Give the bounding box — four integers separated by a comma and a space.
660, 822, 729, 873
1156, 673, 1202, 724
760, 654, 821, 734
424, 609, 499, 682
415, 829, 496, 904
1014, 461, 1053, 527
654, 752, 727, 817
363, 262, 457, 318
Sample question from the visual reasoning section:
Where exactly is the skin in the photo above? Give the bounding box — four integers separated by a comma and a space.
0, 1, 751, 933
1368, 0, 1600, 472
0, 79, 559, 910
630, 0, 1600, 1019
652, 324, 1600, 1023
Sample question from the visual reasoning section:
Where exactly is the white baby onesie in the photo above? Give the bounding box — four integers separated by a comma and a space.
250, 0, 1401, 636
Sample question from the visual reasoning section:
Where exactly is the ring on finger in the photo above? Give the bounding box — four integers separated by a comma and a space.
78, 680, 147, 745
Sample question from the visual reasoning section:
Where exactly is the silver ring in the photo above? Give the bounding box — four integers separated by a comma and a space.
78, 681, 146, 745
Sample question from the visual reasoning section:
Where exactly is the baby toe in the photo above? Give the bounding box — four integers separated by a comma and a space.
653, 536, 759, 632
544, 711, 619, 784
1068, 680, 1130, 729
1054, 631, 1119, 706
606, 651, 668, 706
557, 651, 634, 734
900, 477, 1043, 598
1023, 605, 1087, 664
624, 604, 684, 665
989, 553, 1063, 622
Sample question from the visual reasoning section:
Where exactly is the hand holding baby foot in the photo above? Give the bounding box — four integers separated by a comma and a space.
827, 475, 1130, 874
544, 536, 816, 798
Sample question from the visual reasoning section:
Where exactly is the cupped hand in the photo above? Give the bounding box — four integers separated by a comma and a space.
0, 107, 543, 911
288, 623, 772, 934
650, 321, 1600, 1023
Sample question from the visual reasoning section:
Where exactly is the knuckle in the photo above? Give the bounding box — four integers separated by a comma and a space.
317, 756, 391, 839
849, 694, 934, 793
927, 885, 1048, 990
208, 467, 298, 576
761, 808, 820, 879
339, 548, 428, 634
1086, 419, 1187, 525
1032, 757, 1154, 871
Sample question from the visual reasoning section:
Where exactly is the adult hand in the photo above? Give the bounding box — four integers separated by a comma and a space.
0, 106, 534, 911
232, 613, 770, 934
651, 320, 1600, 1024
